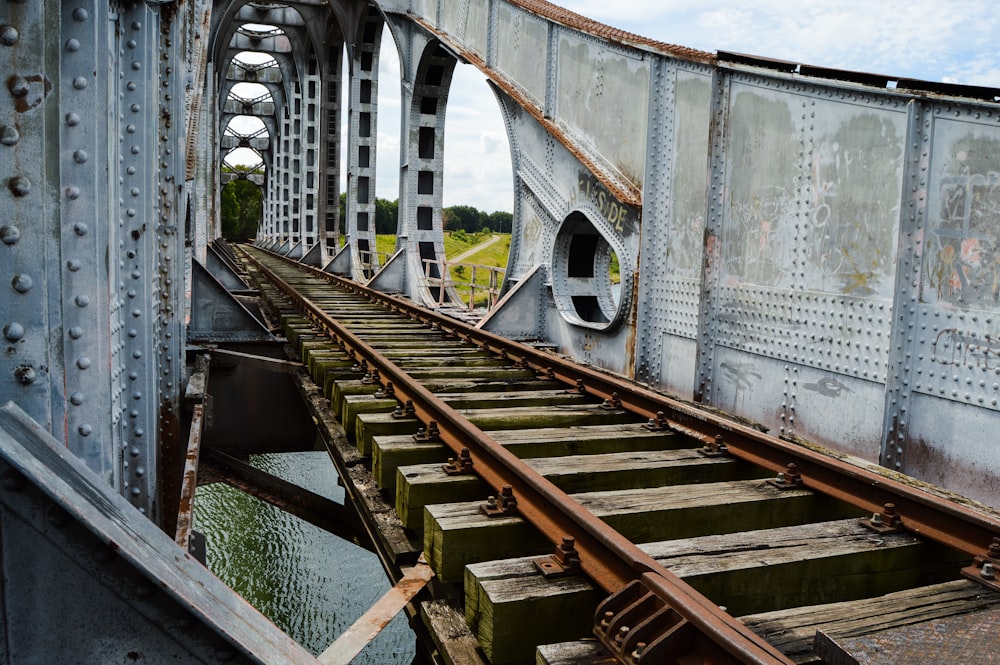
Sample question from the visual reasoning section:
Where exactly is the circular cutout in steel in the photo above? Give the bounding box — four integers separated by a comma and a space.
551, 211, 630, 331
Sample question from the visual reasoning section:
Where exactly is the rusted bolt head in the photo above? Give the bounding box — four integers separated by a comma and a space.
615, 626, 630, 644
982, 562, 996, 581
883, 503, 897, 515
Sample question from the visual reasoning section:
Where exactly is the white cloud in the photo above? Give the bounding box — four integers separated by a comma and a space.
342, 1, 999, 216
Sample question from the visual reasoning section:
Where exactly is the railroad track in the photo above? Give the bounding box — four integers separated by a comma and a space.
227, 242, 1000, 665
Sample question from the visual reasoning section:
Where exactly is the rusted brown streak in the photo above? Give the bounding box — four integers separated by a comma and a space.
498, 0, 714, 62
252, 246, 1000, 558
410, 16, 643, 208
244, 249, 792, 665
174, 403, 204, 551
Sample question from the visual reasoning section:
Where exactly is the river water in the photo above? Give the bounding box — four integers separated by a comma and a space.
194, 451, 416, 662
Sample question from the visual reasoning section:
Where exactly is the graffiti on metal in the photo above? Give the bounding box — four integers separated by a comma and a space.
572, 170, 638, 238
925, 165, 1000, 309
932, 328, 1000, 371
723, 87, 903, 297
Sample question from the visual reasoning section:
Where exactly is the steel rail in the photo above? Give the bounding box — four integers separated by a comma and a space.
247, 246, 1000, 561
242, 247, 794, 665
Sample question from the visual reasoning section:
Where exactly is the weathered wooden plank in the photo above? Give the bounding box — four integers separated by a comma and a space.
372, 423, 680, 496
342, 394, 399, 432
536, 641, 615, 665
740, 579, 1000, 663
397, 449, 760, 531
419, 600, 489, 665
358, 405, 639, 462
465, 560, 600, 665
463, 519, 967, 663
425, 480, 853, 583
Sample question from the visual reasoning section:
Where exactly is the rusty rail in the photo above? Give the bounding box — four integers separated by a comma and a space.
242, 243, 1000, 663
243, 246, 792, 665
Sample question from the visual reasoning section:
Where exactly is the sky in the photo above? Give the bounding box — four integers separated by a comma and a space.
227, 1, 1000, 215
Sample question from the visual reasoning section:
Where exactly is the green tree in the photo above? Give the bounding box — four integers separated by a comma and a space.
487, 210, 512, 233
220, 179, 262, 240
375, 198, 398, 234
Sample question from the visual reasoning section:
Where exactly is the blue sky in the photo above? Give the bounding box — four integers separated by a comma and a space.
376, 0, 1000, 214
228, 2, 1000, 215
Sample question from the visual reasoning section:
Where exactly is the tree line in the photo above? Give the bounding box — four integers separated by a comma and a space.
220, 182, 513, 241
339, 194, 512, 235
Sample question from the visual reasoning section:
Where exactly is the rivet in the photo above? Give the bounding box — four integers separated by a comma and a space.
0, 225, 20, 244
126, 166, 136, 175
78, 423, 92, 436
129, 371, 138, 380
128, 328, 138, 337
14, 365, 36, 385
67, 259, 81, 271
0, 125, 18, 146
126, 82, 136, 92
72, 77, 87, 90
132, 21, 142, 30
65, 112, 81, 127
126, 208, 136, 217
75, 294, 90, 307
8, 76, 28, 98
8, 176, 30, 196
73, 222, 88, 236
73, 8, 90, 21
130, 446, 140, 456
73, 149, 88, 164
69, 392, 84, 406
68, 326, 83, 339
76, 356, 91, 370
130, 145, 140, 155
3, 322, 25, 341
132, 350, 142, 359
11, 274, 33, 293
0, 25, 18, 46
130, 486, 141, 497
65, 37, 80, 52
127, 39, 137, 49
134, 428, 144, 438
66, 186, 81, 199
135, 466, 145, 477
131, 103, 140, 112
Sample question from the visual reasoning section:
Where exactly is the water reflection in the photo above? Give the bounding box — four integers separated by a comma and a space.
194, 451, 415, 662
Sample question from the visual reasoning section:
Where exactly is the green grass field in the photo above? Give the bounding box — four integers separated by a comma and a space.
372, 232, 510, 308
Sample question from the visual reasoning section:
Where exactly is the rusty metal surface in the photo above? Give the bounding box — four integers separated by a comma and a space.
317, 560, 434, 665
243, 247, 793, 665
248, 246, 1000, 561
0, 401, 320, 665
814, 607, 1000, 664
174, 403, 204, 553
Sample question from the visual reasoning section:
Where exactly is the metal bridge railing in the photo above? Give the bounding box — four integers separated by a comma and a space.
422, 258, 505, 312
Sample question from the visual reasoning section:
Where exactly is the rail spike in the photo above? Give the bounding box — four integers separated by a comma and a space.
442, 448, 474, 475
961, 536, 1000, 593
533, 536, 581, 578
480, 485, 518, 517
